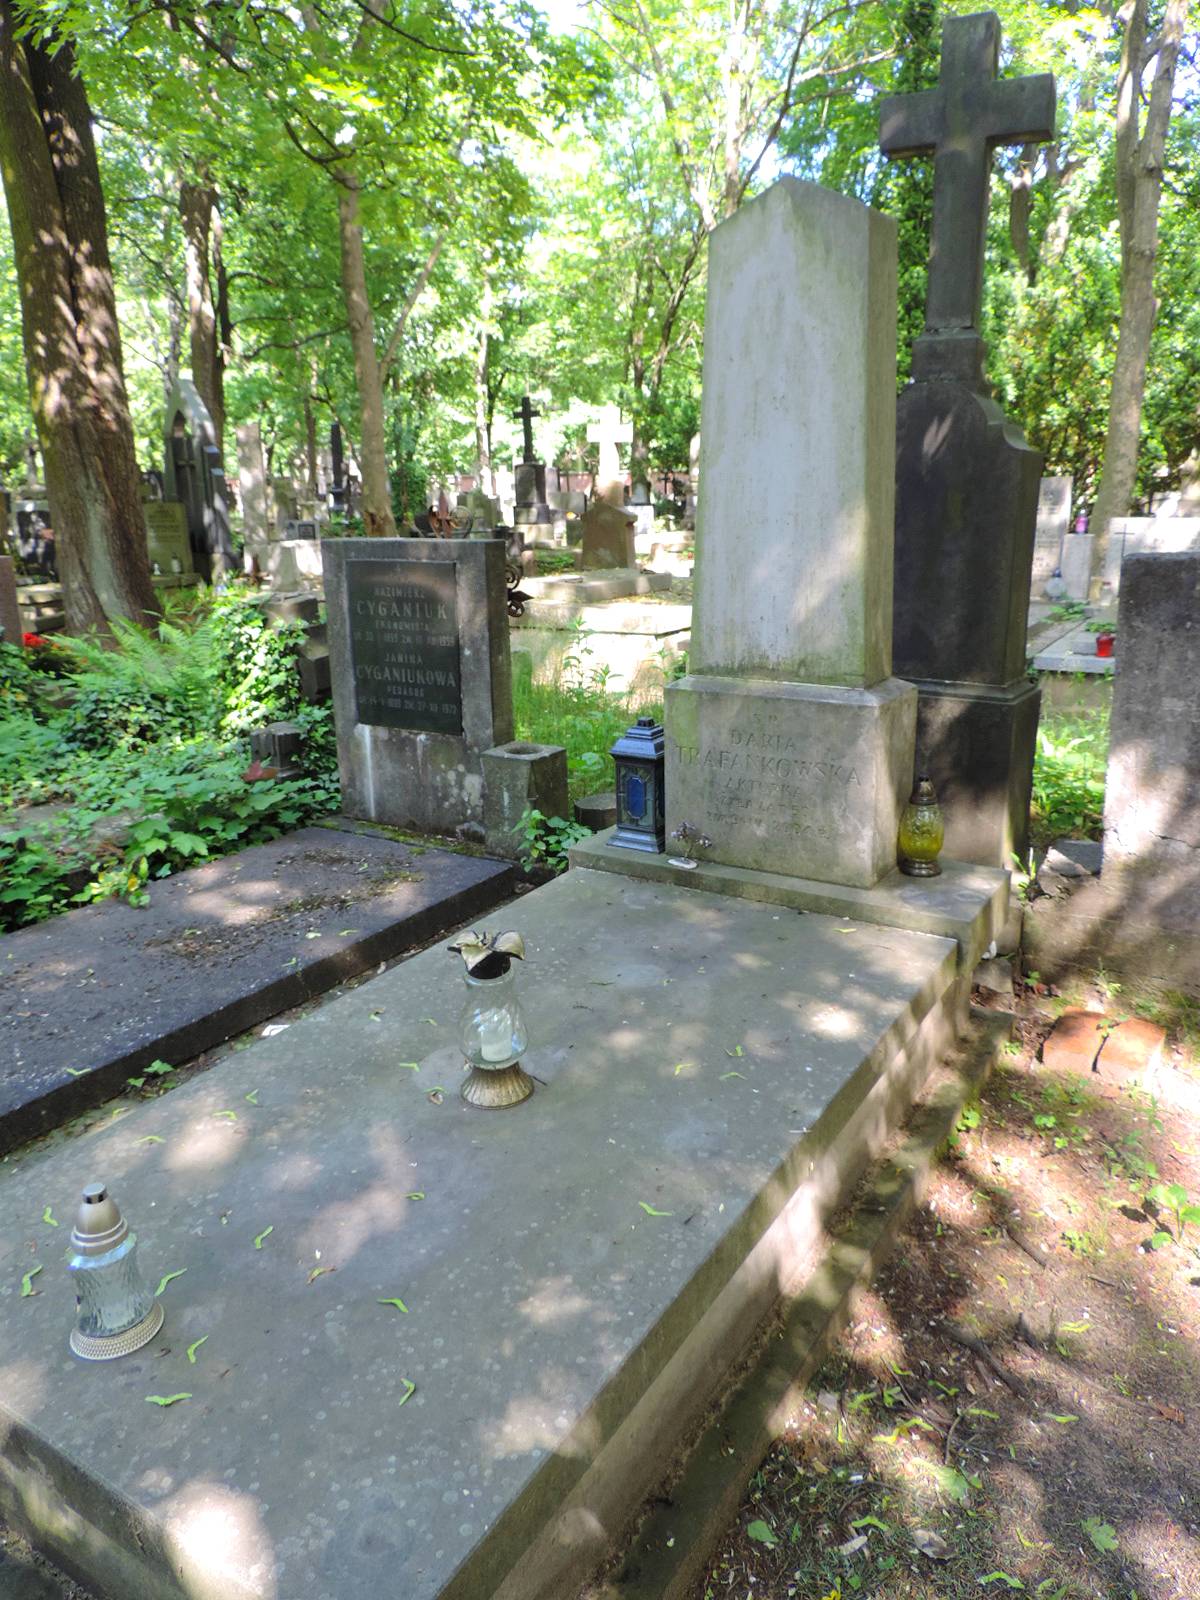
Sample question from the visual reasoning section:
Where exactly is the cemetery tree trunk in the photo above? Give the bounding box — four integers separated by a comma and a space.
1089, 0, 1187, 594
179, 178, 225, 449
335, 174, 396, 536
0, 7, 156, 633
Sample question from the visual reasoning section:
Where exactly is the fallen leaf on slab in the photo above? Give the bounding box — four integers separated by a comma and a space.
20, 1265, 42, 1297
145, 1394, 191, 1407
42, 1207, 57, 1227
397, 1377, 416, 1406
154, 1270, 187, 1297
405, 1192, 425, 1201
244, 1090, 259, 1105
186, 1337, 208, 1364
307, 1267, 334, 1284
254, 1226, 273, 1249
378, 1297, 409, 1312
137, 1135, 165, 1145
638, 1202, 673, 1216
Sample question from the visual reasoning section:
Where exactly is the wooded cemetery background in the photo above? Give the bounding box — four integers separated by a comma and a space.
0, 0, 1195, 620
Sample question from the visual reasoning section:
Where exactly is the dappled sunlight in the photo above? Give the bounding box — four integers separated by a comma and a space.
482, 1367, 603, 1465
163, 1113, 245, 1175
517, 1275, 595, 1328
161, 1479, 277, 1599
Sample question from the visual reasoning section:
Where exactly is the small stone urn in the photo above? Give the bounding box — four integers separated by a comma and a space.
450, 931, 533, 1108
897, 775, 945, 878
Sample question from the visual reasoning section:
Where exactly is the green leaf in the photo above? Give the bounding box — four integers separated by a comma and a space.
1044, 1413, 1079, 1424
720, 1070, 746, 1080
638, 1202, 673, 1216
214, 1109, 238, 1122
64, 1067, 88, 1077
20, 1265, 42, 1297
725, 1044, 744, 1057
186, 1336, 208, 1364
745, 1519, 778, 1548
979, 1575, 1024, 1590
42, 1206, 57, 1227
405, 1191, 425, 1200
144, 1060, 175, 1076
254, 1226, 274, 1249
378, 1297, 409, 1312
145, 1393, 191, 1407
155, 1269, 187, 1296
397, 1377, 416, 1407
1148, 1230, 1172, 1250
397, 1062, 420, 1071
244, 1090, 259, 1104
138, 1135, 165, 1145
1081, 1517, 1119, 1553
850, 1514, 892, 1533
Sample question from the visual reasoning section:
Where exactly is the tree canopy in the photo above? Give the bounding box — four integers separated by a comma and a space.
0, 0, 1195, 524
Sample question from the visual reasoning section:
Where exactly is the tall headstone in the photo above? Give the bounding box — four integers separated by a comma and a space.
164, 377, 235, 582
880, 11, 1055, 867
1103, 551, 1200, 929
322, 539, 513, 833
665, 180, 916, 890
236, 421, 271, 545
1032, 475, 1072, 592
587, 404, 632, 506
510, 395, 555, 544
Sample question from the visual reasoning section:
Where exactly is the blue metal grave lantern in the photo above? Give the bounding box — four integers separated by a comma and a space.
609, 717, 666, 853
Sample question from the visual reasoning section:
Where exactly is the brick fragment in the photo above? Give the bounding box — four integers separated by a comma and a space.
1096, 1017, 1167, 1087
1040, 1008, 1106, 1074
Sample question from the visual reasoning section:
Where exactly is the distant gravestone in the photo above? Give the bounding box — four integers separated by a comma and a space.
164, 377, 234, 581
1032, 475, 1072, 590
0, 554, 19, 643
143, 501, 193, 576
587, 405, 632, 506
236, 422, 271, 545
579, 499, 636, 569
322, 539, 513, 832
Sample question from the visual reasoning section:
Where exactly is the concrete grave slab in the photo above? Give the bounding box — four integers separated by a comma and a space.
0, 868, 962, 1600
0, 825, 515, 1154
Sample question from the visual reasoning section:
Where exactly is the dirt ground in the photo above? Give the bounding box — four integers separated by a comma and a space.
690, 979, 1200, 1600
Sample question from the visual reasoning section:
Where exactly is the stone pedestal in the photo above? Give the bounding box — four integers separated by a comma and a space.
912, 677, 1040, 867
580, 500, 636, 568
893, 374, 1041, 866
482, 740, 569, 859
666, 674, 916, 888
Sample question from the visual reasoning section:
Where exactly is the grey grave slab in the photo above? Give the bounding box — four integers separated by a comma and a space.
0, 825, 515, 1154
0, 868, 959, 1600
1030, 626, 1113, 674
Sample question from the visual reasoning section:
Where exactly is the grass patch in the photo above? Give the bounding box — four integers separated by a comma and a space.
1030, 704, 1109, 849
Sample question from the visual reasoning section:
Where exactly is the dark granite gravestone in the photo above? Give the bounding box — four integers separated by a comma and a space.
880, 11, 1055, 868
511, 394, 554, 536
163, 376, 235, 582
322, 538, 513, 833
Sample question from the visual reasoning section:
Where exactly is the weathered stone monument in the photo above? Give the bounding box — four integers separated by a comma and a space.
1032, 474, 1072, 592
579, 497, 636, 569
322, 538, 513, 833
164, 376, 235, 581
0, 552, 19, 642
881, 11, 1055, 868
236, 420, 271, 546
510, 394, 554, 543
665, 180, 915, 889
587, 402, 632, 505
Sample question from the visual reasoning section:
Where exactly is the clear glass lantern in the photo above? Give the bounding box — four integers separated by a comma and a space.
451, 931, 534, 1108
67, 1182, 163, 1361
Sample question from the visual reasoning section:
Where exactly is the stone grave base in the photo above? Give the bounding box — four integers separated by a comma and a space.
0, 866, 997, 1600
0, 823, 516, 1154
910, 676, 1041, 868
244, 538, 325, 592
665, 673, 917, 889
1030, 625, 1114, 675
513, 576, 687, 703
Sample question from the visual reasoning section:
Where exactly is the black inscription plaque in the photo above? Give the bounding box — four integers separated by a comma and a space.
346, 558, 463, 734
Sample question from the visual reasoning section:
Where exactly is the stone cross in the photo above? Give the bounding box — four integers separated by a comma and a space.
586, 404, 633, 504
511, 395, 541, 464
880, 12, 1054, 342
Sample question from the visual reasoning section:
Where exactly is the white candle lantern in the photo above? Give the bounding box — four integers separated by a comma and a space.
450, 930, 533, 1108
67, 1182, 164, 1361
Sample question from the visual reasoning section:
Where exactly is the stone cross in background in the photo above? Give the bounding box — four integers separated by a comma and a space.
880, 10, 1054, 385
587, 404, 632, 505
880, 10, 1055, 870
511, 395, 541, 464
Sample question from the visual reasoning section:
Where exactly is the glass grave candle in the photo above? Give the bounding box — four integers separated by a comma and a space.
451, 930, 534, 1108
67, 1182, 164, 1361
